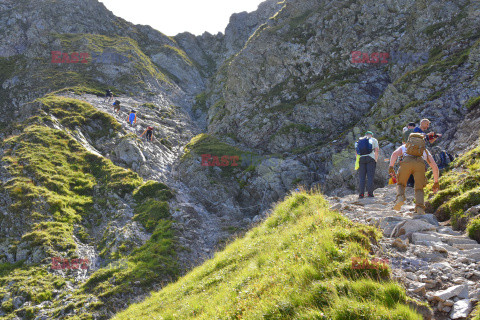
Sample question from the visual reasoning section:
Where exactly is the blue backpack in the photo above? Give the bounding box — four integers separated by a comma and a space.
434, 150, 454, 169
356, 137, 373, 155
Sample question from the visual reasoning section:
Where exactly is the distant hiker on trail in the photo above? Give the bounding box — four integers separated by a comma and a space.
414, 118, 442, 145
355, 131, 379, 198
113, 100, 121, 113
389, 132, 440, 215
402, 122, 416, 188
128, 110, 137, 126
139, 126, 154, 141
104, 89, 114, 103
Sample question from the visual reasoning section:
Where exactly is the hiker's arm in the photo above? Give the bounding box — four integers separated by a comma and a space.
427, 133, 438, 144
374, 147, 379, 162
427, 154, 439, 183
389, 148, 402, 167
139, 130, 146, 137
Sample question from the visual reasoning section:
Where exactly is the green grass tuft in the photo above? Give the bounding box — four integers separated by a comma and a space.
426, 139, 480, 225
38, 95, 121, 138
132, 180, 172, 202
465, 96, 480, 111
467, 217, 480, 242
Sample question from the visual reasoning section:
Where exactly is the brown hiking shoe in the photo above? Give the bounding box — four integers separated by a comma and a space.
415, 206, 425, 215
393, 195, 405, 211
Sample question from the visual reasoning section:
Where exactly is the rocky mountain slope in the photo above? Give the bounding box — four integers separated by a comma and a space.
329, 186, 480, 320
193, 0, 480, 194
0, 0, 480, 318
168, 0, 480, 234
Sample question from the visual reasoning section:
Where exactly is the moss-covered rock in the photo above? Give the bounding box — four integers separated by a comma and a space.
426, 140, 480, 226
467, 217, 480, 242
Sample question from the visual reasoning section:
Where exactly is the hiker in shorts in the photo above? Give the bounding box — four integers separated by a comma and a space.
355, 131, 379, 198
389, 133, 440, 215
402, 122, 416, 187
139, 126, 154, 142
128, 110, 137, 126
112, 100, 121, 113
104, 89, 114, 103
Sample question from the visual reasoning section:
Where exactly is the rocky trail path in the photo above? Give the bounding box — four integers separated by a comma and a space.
327, 185, 480, 320
65, 93, 232, 269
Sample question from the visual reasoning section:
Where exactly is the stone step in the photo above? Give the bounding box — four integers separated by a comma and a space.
453, 243, 480, 250
466, 249, 480, 262
445, 237, 478, 246
436, 227, 462, 236
433, 284, 469, 302
412, 232, 443, 245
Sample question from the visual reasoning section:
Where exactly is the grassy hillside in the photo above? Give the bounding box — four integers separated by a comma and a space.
114, 190, 423, 320
426, 138, 480, 238
0, 96, 178, 319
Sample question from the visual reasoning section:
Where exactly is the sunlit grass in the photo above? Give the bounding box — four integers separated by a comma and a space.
114, 190, 422, 320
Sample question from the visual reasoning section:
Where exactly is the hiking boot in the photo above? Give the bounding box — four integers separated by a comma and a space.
393, 197, 405, 211
358, 194, 364, 199
368, 193, 374, 198
415, 206, 426, 215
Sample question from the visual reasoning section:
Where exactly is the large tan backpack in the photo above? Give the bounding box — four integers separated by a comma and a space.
405, 133, 426, 157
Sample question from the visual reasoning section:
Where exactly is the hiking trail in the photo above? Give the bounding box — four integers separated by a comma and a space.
62, 92, 233, 269
327, 185, 480, 320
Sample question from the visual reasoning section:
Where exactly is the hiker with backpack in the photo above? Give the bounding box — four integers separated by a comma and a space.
112, 100, 121, 113
402, 122, 416, 187
128, 110, 137, 126
139, 126, 154, 142
104, 89, 114, 103
389, 132, 440, 215
430, 146, 455, 170
355, 131, 379, 198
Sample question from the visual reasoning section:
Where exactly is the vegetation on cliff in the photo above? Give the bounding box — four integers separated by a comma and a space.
0, 96, 178, 319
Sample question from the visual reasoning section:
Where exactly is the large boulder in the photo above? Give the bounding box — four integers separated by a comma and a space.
390, 219, 437, 239
114, 138, 146, 167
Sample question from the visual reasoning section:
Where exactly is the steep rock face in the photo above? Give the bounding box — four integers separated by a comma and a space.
224, 0, 286, 58
174, 32, 225, 75
0, 0, 205, 123
177, 141, 314, 220
174, 0, 284, 74
198, 0, 480, 194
